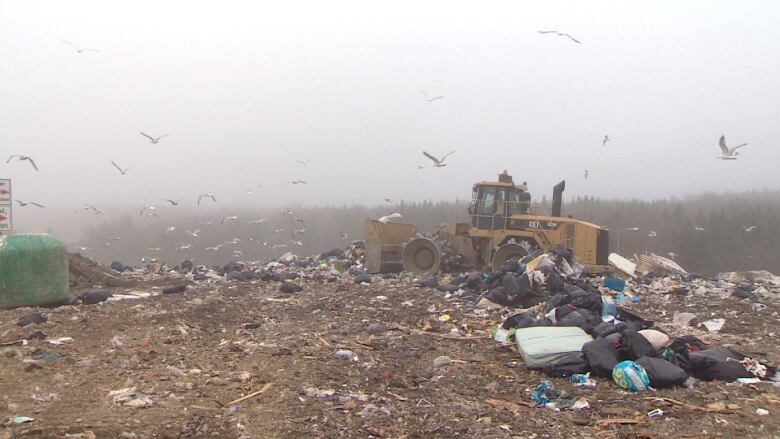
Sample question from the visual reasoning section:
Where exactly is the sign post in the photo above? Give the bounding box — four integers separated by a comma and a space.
0, 179, 12, 234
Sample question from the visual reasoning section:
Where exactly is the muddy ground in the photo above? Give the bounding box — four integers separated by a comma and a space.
1, 273, 779, 438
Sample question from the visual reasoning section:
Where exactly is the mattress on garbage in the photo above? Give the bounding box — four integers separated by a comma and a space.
515, 326, 593, 368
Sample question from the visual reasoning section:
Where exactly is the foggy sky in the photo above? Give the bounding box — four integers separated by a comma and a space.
1, 1, 779, 237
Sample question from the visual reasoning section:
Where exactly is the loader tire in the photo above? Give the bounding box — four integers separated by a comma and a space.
491, 243, 529, 269
402, 238, 440, 276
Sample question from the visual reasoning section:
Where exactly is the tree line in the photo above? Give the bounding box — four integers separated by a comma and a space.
79, 190, 780, 275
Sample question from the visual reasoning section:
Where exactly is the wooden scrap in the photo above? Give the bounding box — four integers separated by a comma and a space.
645, 397, 741, 414
393, 324, 485, 340
595, 418, 642, 427
485, 398, 536, 414
227, 382, 272, 405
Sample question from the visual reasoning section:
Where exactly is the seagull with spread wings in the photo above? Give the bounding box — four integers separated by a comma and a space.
62, 40, 99, 53
421, 91, 444, 104
16, 200, 44, 208
140, 132, 170, 144
537, 30, 581, 44
197, 194, 216, 205
111, 160, 132, 175
7, 155, 39, 171
422, 150, 455, 168
717, 135, 747, 160
164, 198, 184, 206
84, 204, 103, 215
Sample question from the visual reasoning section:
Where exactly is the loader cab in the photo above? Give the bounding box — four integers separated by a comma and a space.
469, 171, 531, 230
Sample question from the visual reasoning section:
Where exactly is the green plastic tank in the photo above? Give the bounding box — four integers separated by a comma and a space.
0, 233, 69, 309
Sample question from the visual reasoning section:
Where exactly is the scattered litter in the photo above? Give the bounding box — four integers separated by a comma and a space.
647, 408, 664, 418
570, 373, 597, 387
673, 312, 698, 326
701, 318, 726, 332
756, 408, 769, 416
45, 337, 73, 345
433, 356, 452, 369
304, 387, 335, 398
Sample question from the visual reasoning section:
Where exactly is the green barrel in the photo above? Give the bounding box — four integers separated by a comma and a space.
0, 233, 69, 309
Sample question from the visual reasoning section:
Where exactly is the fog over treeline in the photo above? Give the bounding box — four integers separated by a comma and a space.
66, 189, 780, 275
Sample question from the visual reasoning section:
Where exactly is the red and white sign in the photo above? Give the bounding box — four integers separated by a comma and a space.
0, 179, 11, 232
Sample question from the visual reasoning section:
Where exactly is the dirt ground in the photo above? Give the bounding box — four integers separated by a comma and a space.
1, 273, 779, 438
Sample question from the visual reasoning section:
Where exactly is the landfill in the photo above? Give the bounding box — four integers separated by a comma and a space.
1, 242, 780, 438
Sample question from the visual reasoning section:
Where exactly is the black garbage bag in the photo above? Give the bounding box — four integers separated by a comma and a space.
545, 293, 571, 314
543, 354, 590, 377
320, 248, 345, 259
416, 278, 440, 288
616, 307, 654, 332
592, 321, 621, 339
568, 291, 603, 315
557, 308, 602, 333
436, 283, 460, 292
619, 330, 657, 359
550, 244, 573, 261
354, 273, 372, 284
582, 338, 620, 377
686, 348, 752, 381
636, 356, 689, 387
544, 271, 566, 294
279, 283, 303, 294
80, 289, 113, 305
502, 312, 535, 330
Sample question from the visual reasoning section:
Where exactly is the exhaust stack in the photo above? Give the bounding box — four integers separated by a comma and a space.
552, 180, 565, 217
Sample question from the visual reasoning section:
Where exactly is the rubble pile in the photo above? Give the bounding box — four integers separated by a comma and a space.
2, 242, 780, 437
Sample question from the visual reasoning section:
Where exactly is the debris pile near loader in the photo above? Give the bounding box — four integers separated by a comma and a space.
2, 241, 780, 437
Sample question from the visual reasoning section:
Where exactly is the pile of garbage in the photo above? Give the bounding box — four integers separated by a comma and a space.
411, 245, 780, 392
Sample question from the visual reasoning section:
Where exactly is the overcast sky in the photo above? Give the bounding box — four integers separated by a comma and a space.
1, 0, 779, 221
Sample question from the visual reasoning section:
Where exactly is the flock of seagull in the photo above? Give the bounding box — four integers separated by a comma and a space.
4, 34, 755, 262
624, 224, 758, 238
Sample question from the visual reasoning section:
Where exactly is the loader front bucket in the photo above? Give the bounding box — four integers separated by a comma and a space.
364, 218, 418, 273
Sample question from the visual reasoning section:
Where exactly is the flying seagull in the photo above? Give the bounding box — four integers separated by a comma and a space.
384, 197, 393, 203
6, 155, 38, 171
110, 160, 132, 175
648, 230, 658, 237
140, 132, 170, 144
149, 247, 163, 252
248, 219, 267, 224
164, 198, 184, 206
603, 135, 610, 147
206, 244, 224, 251
625, 227, 640, 231
422, 150, 455, 168
742, 225, 757, 232
421, 91, 444, 104
694, 226, 705, 231
284, 180, 307, 185
294, 159, 312, 166
220, 215, 238, 224
537, 30, 581, 44
197, 194, 216, 205
584, 169, 589, 179
83, 204, 103, 215
140, 205, 156, 216
717, 135, 747, 160
62, 40, 99, 53
164, 226, 176, 235
16, 200, 44, 208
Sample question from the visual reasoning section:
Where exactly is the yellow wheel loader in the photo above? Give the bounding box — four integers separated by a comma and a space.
365, 171, 610, 275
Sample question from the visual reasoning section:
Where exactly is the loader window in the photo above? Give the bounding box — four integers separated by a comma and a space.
478, 188, 497, 215
506, 190, 522, 215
